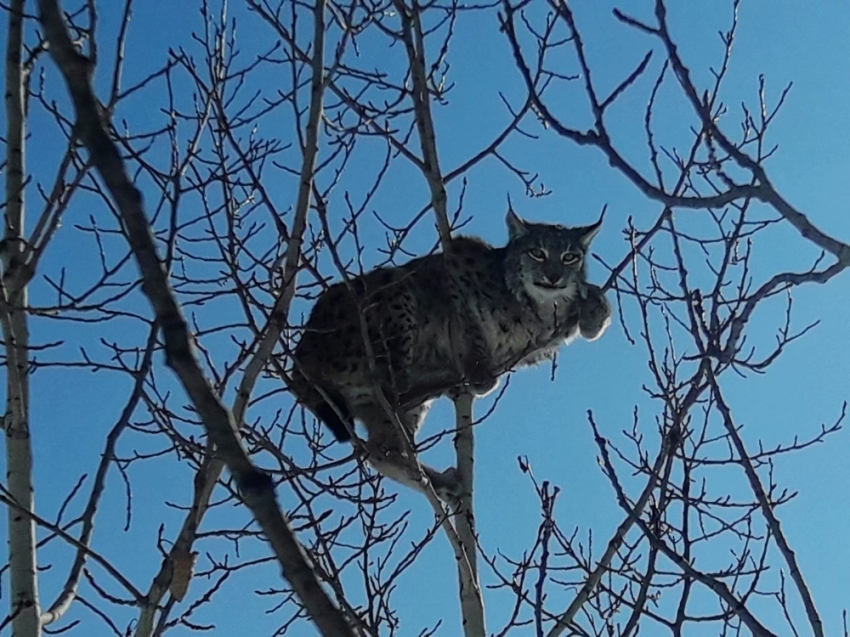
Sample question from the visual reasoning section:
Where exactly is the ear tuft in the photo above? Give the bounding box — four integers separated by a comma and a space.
578, 215, 603, 249
506, 208, 528, 240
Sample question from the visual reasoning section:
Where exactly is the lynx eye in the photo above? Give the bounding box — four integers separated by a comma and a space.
561, 252, 581, 265
528, 248, 547, 262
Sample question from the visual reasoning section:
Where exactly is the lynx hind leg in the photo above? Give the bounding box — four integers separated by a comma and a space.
368, 450, 461, 501
578, 283, 612, 341
357, 401, 460, 500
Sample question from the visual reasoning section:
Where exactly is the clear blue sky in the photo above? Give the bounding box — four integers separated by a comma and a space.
5, 1, 850, 635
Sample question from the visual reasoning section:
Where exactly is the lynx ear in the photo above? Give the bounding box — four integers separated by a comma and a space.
578, 210, 604, 249
506, 208, 529, 240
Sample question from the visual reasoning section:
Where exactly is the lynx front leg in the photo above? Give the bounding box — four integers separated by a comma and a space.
454, 313, 498, 397
576, 283, 612, 341
368, 293, 417, 397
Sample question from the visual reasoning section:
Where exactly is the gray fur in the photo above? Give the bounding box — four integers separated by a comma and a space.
289, 210, 611, 499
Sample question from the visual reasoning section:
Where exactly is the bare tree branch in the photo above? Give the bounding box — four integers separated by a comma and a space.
708, 369, 824, 637
2, 0, 40, 633
37, 2, 355, 635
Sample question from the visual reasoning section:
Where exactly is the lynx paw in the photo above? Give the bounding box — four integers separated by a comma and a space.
470, 364, 499, 395
426, 466, 463, 502
459, 356, 498, 397
578, 284, 612, 341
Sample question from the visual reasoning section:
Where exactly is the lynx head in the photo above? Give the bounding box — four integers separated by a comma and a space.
503, 208, 603, 305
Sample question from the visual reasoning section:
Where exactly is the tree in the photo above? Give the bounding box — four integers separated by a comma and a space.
2, 0, 848, 635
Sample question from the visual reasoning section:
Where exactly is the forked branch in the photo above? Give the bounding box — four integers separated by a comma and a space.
38, 1, 354, 635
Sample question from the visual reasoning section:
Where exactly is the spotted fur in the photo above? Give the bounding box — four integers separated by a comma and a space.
289, 209, 611, 498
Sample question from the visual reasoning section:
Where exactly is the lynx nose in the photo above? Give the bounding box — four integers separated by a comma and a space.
544, 272, 561, 285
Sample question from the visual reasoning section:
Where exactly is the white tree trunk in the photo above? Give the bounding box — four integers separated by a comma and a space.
4, 1, 40, 634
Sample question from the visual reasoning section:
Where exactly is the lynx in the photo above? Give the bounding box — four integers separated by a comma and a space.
289, 208, 611, 499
